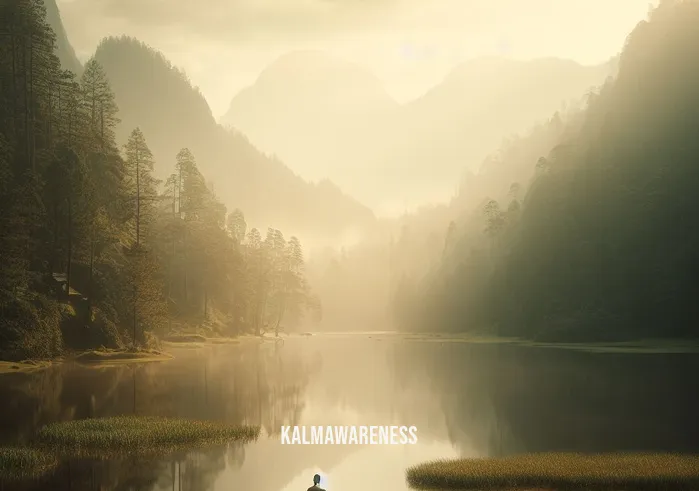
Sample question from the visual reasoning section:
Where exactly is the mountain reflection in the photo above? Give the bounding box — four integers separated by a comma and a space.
2, 335, 699, 491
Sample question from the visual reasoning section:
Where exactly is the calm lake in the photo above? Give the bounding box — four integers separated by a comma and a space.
2, 333, 699, 491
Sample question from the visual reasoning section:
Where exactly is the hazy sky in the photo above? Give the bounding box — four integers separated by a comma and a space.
56, 0, 655, 119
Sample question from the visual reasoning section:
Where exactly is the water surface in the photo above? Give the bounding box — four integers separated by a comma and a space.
2, 333, 699, 490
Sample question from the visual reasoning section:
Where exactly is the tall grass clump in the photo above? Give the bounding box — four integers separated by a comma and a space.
406, 453, 699, 490
36, 416, 260, 457
0, 447, 57, 480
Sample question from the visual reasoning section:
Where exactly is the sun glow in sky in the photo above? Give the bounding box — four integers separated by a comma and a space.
56, 0, 657, 118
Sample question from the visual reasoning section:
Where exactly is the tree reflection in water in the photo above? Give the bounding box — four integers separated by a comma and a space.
3, 337, 699, 490
392, 342, 699, 457
1, 342, 314, 491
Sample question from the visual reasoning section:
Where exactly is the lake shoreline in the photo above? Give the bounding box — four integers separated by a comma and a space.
396, 332, 699, 353
0, 333, 288, 374
0, 349, 173, 374
5, 333, 699, 375
160, 332, 276, 349
0, 359, 55, 375
72, 348, 174, 365
2, 331, 699, 489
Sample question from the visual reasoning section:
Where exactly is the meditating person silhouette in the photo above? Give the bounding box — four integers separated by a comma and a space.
307, 474, 326, 491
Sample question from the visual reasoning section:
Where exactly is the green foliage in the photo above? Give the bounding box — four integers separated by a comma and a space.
410, 0, 699, 342
0, 292, 63, 360
155, 148, 318, 337
89, 308, 124, 349
91, 35, 375, 242
0, 2, 319, 360
227, 208, 247, 244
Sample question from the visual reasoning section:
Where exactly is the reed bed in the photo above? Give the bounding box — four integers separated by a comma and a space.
406, 453, 699, 490
0, 447, 57, 480
36, 416, 260, 458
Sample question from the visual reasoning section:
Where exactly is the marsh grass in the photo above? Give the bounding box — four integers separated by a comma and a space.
36, 416, 260, 458
406, 453, 699, 490
0, 447, 57, 480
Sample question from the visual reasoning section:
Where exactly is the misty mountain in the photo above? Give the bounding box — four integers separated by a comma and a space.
222, 52, 614, 213
405, 0, 699, 341
389, 56, 613, 194
92, 37, 375, 245
221, 50, 398, 185
44, 0, 82, 73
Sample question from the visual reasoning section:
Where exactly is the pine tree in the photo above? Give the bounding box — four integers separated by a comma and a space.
123, 128, 164, 345
226, 209, 247, 245
124, 128, 158, 246
80, 59, 119, 153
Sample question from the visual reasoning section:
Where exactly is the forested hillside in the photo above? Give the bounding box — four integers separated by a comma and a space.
397, 0, 699, 342
92, 37, 375, 244
307, 106, 582, 333
221, 50, 399, 187
0, 1, 321, 361
38, 3, 373, 245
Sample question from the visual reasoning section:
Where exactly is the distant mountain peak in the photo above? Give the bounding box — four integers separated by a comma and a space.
223, 50, 397, 123
256, 49, 389, 88
442, 56, 594, 86
219, 52, 615, 212
91, 37, 375, 243
44, 0, 82, 73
